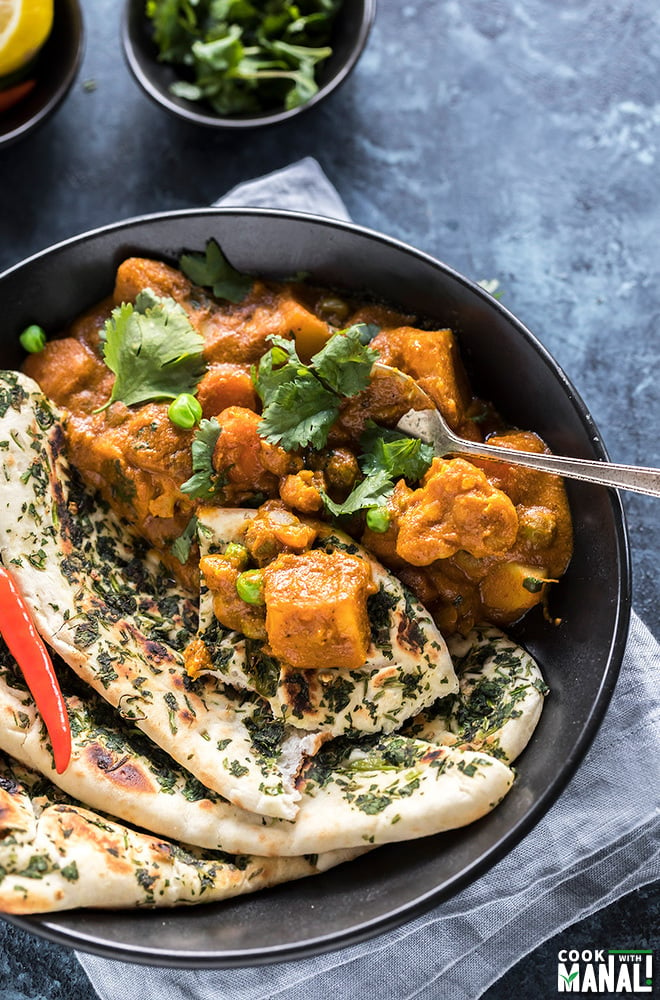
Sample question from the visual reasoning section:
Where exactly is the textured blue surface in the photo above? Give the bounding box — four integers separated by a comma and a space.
0, 0, 658, 995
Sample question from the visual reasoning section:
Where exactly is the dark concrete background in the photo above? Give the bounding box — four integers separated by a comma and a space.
0, 0, 657, 996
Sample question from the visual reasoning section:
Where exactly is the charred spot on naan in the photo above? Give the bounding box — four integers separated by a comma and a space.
82, 744, 155, 793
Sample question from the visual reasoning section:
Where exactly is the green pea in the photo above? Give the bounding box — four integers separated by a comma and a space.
224, 543, 249, 570
19, 324, 47, 354
168, 393, 202, 429
236, 569, 265, 606
366, 506, 391, 533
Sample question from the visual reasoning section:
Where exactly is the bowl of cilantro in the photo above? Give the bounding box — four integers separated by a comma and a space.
122, 0, 376, 128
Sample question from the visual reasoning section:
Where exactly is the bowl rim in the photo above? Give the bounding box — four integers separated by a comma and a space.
0, 207, 632, 966
120, 0, 377, 129
0, 0, 85, 148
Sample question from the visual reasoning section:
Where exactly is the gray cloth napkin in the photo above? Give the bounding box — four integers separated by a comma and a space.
77, 158, 660, 1000
213, 157, 352, 221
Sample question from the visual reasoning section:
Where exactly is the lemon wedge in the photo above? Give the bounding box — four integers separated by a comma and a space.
0, 0, 54, 78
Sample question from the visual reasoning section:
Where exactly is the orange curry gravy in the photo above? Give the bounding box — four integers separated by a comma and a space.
23, 256, 573, 636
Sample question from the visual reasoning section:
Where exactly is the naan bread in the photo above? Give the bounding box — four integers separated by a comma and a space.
0, 751, 362, 914
0, 369, 530, 915
404, 625, 548, 763
0, 636, 515, 857
0, 371, 305, 820
192, 505, 458, 735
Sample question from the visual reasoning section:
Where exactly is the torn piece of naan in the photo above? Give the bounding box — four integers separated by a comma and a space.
189, 505, 458, 736
0, 371, 314, 820
0, 751, 363, 914
0, 637, 515, 857
403, 625, 549, 764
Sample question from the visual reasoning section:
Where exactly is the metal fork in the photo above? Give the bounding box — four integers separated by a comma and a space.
373, 364, 660, 499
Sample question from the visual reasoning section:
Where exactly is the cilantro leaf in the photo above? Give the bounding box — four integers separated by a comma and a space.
321, 423, 434, 520
252, 335, 304, 401
180, 418, 225, 499
360, 423, 434, 483
179, 238, 253, 303
98, 290, 205, 411
145, 0, 197, 62
311, 324, 380, 396
258, 378, 340, 451
256, 325, 380, 452
321, 469, 394, 518
170, 515, 198, 564
146, 0, 341, 116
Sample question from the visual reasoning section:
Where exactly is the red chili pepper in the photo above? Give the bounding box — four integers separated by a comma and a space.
0, 79, 36, 113
0, 566, 71, 773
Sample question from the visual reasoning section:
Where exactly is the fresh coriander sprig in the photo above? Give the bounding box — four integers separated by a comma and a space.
95, 289, 206, 412
254, 324, 380, 452
180, 417, 226, 500
146, 0, 343, 116
179, 238, 253, 303
321, 424, 434, 519
321, 468, 393, 518
170, 515, 199, 564
359, 423, 435, 483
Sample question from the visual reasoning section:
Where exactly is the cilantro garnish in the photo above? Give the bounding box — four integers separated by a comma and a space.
360, 423, 434, 484
321, 469, 393, 518
258, 378, 339, 452
254, 327, 434, 518
96, 289, 205, 411
179, 238, 253, 304
255, 325, 379, 452
146, 0, 342, 116
170, 515, 199, 564
321, 423, 434, 519
180, 418, 225, 499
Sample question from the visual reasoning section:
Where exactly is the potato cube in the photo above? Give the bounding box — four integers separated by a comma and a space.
263, 549, 376, 671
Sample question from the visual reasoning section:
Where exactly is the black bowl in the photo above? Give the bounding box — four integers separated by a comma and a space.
0, 0, 84, 148
121, 0, 376, 129
0, 209, 630, 966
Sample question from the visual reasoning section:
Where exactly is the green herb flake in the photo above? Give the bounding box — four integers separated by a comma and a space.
355, 792, 392, 815
60, 861, 80, 882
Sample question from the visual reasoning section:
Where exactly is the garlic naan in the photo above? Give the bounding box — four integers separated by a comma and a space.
0, 751, 362, 914
0, 636, 514, 858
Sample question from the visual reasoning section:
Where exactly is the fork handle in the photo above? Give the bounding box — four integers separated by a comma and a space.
455, 439, 660, 498
397, 411, 660, 498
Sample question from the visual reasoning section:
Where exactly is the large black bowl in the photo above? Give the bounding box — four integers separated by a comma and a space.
0, 209, 630, 967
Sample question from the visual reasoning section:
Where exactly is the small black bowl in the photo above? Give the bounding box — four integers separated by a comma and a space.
0, 0, 84, 148
122, 0, 376, 129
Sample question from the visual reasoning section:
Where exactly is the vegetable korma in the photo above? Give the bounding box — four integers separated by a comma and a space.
24, 247, 573, 637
